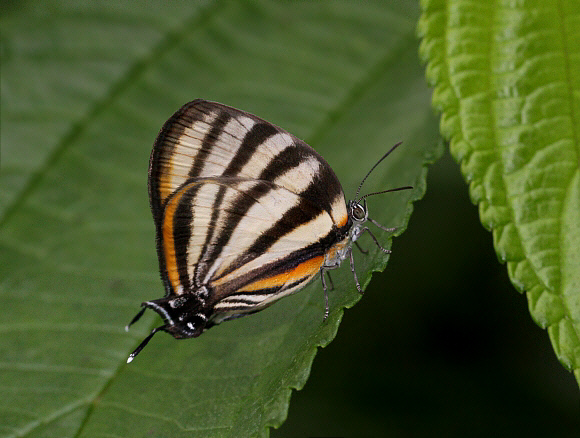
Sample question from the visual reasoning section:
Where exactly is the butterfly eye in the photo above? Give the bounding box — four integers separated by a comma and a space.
352, 204, 366, 221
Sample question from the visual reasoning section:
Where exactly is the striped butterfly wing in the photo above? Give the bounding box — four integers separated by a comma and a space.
147, 100, 351, 334
160, 177, 341, 326
149, 99, 345, 224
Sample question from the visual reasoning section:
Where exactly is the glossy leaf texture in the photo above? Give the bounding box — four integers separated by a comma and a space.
0, 1, 439, 436
419, 0, 580, 384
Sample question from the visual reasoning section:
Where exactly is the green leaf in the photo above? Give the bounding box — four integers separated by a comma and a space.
0, 1, 439, 436
419, 0, 580, 384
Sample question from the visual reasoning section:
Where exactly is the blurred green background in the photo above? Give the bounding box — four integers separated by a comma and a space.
2, 1, 579, 436
273, 150, 580, 437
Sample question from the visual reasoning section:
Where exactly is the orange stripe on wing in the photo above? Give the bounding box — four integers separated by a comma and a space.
162, 183, 192, 293
159, 155, 174, 203
239, 255, 325, 292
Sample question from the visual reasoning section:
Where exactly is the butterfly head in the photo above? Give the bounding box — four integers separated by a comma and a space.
346, 142, 414, 244
347, 199, 368, 224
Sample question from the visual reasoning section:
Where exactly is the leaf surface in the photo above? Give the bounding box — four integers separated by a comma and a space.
0, 1, 439, 436
419, 0, 580, 384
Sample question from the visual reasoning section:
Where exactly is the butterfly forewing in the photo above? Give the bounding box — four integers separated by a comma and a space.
149, 100, 346, 224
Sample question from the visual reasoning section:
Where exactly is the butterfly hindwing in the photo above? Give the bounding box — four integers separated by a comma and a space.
160, 176, 339, 317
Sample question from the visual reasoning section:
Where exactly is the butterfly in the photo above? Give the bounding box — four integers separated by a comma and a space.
126, 99, 411, 362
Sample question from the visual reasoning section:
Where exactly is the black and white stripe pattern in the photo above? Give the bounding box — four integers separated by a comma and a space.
148, 100, 350, 324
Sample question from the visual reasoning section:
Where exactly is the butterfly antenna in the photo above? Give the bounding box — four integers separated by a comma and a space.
358, 185, 413, 203
355, 141, 403, 201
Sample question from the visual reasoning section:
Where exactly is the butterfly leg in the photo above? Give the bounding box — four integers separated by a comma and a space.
368, 217, 396, 233
348, 247, 363, 294
358, 227, 392, 254
319, 267, 331, 321
355, 241, 368, 254
326, 271, 335, 291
